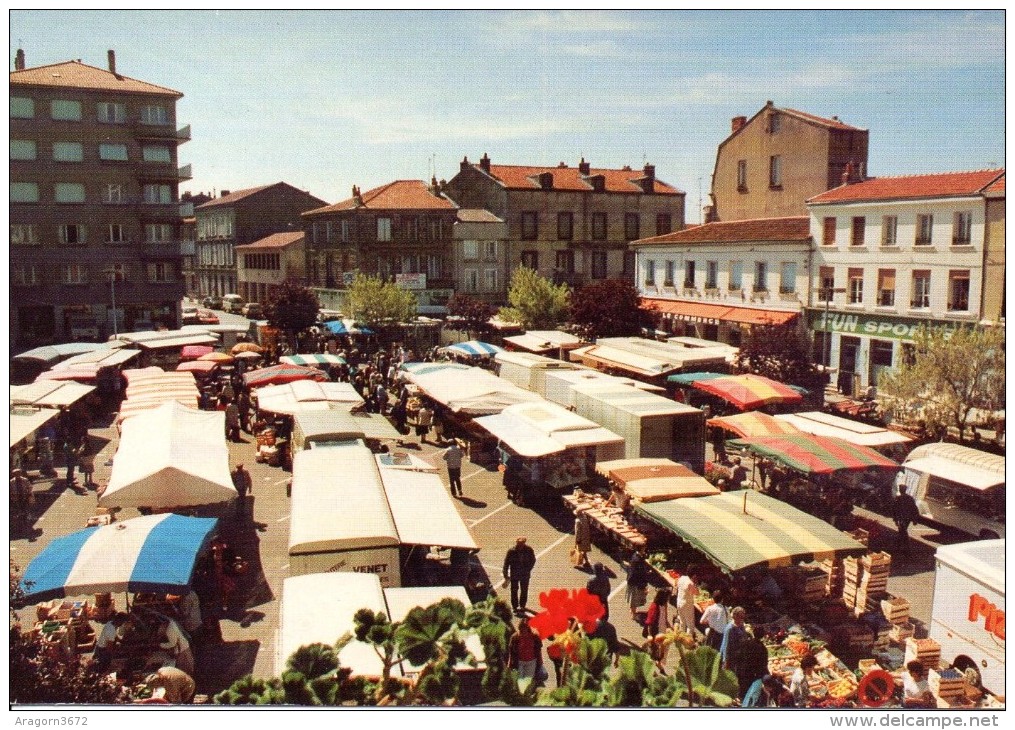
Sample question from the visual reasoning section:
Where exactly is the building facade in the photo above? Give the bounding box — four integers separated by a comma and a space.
235, 231, 307, 304
445, 155, 685, 290
452, 209, 509, 305
806, 168, 1005, 395
710, 101, 869, 222
193, 182, 326, 298
632, 217, 812, 345
10, 50, 190, 346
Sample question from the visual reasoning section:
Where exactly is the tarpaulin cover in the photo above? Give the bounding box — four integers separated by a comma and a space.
708, 412, 802, 438
10, 381, 95, 408
728, 434, 899, 475
243, 363, 330, 388
606, 462, 719, 502
13, 343, 108, 365
693, 374, 804, 410
254, 380, 362, 416
636, 491, 866, 573
410, 366, 543, 415
443, 340, 504, 357
774, 411, 912, 448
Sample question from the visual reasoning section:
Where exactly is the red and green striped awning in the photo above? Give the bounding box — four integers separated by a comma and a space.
728, 433, 899, 475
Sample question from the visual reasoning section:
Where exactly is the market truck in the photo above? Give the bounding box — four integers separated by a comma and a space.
930, 540, 1005, 695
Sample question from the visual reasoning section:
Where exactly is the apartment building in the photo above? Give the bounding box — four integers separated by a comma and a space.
445, 155, 685, 291
193, 182, 326, 298
632, 217, 812, 345
235, 231, 307, 305
806, 168, 1005, 395
710, 101, 869, 222
10, 50, 190, 346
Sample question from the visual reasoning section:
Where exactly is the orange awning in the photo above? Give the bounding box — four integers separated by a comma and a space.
641, 298, 798, 326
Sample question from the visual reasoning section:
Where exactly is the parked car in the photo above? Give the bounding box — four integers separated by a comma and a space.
181, 306, 200, 325
202, 295, 223, 310
241, 302, 263, 319
197, 309, 220, 325
222, 294, 245, 313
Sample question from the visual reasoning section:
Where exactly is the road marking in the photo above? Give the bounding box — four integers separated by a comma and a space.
273, 478, 289, 485
536, 533, 570, 560
609, 583, 626, 601
280, 563, 289, 571
461, 467, 487, 482
467, 499, 514, 528
276, 514, 290, 523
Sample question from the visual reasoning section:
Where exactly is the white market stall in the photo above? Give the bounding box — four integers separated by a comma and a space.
408, 366, 543, 416
502, 330, 585, 356
99, 401, 235, 510
378, 466, 479, 553
10, 381, 96, 409
10, 407, 59, 450
541, 368, 665, 409
254, 380, 363, 416
292, 409, 401, 451
774, 411, 913, 451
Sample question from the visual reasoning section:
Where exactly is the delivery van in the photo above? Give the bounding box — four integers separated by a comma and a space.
222, 293, 245, 313
930, 540, 1005, 695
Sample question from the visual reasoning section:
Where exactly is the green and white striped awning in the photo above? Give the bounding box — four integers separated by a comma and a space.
280, 353, 346, 367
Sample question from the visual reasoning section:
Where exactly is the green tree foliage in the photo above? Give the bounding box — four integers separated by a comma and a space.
878, 324, 1005, 441
568, 278, 654, 341
499, 267, 570, 330
734, 321, 826, 391
346, 274, 417, 328
264, 279, 320, 342
446, 293, 495, 339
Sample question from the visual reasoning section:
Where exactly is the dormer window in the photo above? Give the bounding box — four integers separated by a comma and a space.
589, 175, 605, 192
768, 113, 781, 133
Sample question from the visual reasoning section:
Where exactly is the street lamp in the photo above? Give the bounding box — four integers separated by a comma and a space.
103, 268, 119, 337
819, 286, 847, 376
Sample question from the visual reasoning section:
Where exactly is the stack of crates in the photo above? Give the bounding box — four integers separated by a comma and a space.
821, 558, 845, 598
905, 637, 942, 671
844, 552, 892, 615
929, 667, 966, 701
880, 596, 914, 645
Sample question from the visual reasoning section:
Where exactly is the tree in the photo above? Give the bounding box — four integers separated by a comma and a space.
734, 320, 826, 392
264, 280, 319, 349
446, 293, 495, 339
498, 267, 570, 330
345, 274, 417, 329
568, 279, 654, 341
878, 324, 1005, 442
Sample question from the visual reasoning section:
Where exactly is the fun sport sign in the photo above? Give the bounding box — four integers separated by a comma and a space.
809, 310, 960, 342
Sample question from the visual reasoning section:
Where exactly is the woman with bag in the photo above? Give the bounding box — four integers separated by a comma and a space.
572, 511, 592, 570
642, 588, 671, 672
625, 550, 651, 619
507, 617, 545, 690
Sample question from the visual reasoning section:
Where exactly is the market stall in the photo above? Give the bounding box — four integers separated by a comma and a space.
442, 340, 504, 359
408, 365, 543, 416
243, 363, 330, 388
691, 373, 804, 412
279, 353, 347, 367
774, 411, 913, 451
10, 381, 96, 409
116, 370, 201, 424
253, 380, 362, 416
600, 459, 719, 503
708, 411, 801, 439
291, 409, 401, 451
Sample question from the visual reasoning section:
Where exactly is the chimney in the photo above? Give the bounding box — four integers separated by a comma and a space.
578, 157, 591, 176
703, 204, 717, 223
538, 172, 554, 190
107, 49, 116, 75
479, 153, 491, 173
220, 190, 230, 197
460, 156, 470, 172
841, 162, 861, 186
640, 163, 656, 193
731, 116, 747, 133
14, 48, 25, 71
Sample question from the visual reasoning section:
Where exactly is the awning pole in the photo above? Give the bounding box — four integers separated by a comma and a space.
742, 490, 748, 515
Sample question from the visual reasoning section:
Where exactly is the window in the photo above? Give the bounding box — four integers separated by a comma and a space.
953, 211, 972, 245
848, 267, 863, 304
656, 213, 672, 236
96, 102, 126, 124
102, 184, 125, 204
768, 113, 781, 133
622, 251, 635, 275
871, 340, 894, 368
10, 96, 34, 118
140, 105, 169, 125
624, 213, 640, 241
948, 270, 970, 311
53, 142, 84, 162
520, 250, 538, 270
340, 220, 350, 242
108, 263, 127, 283
916, 214, 933, 245
684, 260, 696, 288
591, 251, 608, 279
483, 268, 498, 292
148, 262, 172, 283
768, 155, 782, 187
819, 267, 835, 301
143, 184, 171, 204
63, 263, 88, 284
11, 224, 38, 245
779, 262, 797, 293
729, 261, 743, 290
706, 261, 718, 289
753, 261, 768, 292
483, 241, 498, 260
13, 264, 38, 285
105, 224, 126, 243
55, 183, 86, 203
10, 182, 39, 203
663, 261, 675, 287
911, 271, 931, 308
877, 269, 896, 306
555, 249, 574, 273
822, 217, 837, 246
59, 224, 87, 245
591, 212, 607, 240
145, 224, 173, 242
557, 212, 573, 240
464, 269, 478, 293
462, 240, 478, 260
50, 99, 82, 121
427, 255, 442, 280
851, 216, 866, 246
10, 139, 36, 160
882, 216, 898, 246
376, 217, 392, 241
737, 160, 747, 190
644, 259, 656, 287
142, 145, 172, 163
99, 143, 128, 161
521, 211, 538, 240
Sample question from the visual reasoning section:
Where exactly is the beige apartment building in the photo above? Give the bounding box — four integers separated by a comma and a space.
235, 231, 307, 305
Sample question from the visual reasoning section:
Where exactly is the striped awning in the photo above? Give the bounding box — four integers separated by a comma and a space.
636, 491, 867, 573
444, 341, 504, 358
708, 412, 801, 438
667, 371, 728, 385
692, 374, 804, 410
280, 353, 347, 367
728, 434, 899, 475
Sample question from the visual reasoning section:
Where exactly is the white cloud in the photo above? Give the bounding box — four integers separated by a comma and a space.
500, 10, 648, 34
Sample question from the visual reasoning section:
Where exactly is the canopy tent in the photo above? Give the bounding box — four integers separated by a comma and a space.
692, 374, 804, 411
10, 381, 95, 409
636, 491, 867, 574
280, 353, 347, 367
231, 342, 264, 355
117, 370, 200, 422
175, 360, 220, 375
100, 402, 235, 509
10, 408, 59, 448
903, 442, 1005, 491
35, 368, 98, 383
13, 342, 109, 366
110, 330, 219, 349
600, 459, 720, 502
19, 513, 218, 602
502, 330, 585, 354
443, 340, 504, 358
728, 434, 899, 475
409, 366, 543, 415
54, 347, 142, 371
774, 411, 912, 448
179, 345, 215, 361
570, 344, 684, 378
323, 319, 375, 336
244, 363, 329, 388
666, 371, 729, 386
473, 401, 623, 458
378, 467, 479, 551
398, 362, 473, 382
708, 411, 802, 438
198, 351, 234, 364
254, 380, 362, 416
294, 409, 401, 444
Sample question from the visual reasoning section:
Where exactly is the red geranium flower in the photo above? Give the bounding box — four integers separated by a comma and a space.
528, 587, 604, 639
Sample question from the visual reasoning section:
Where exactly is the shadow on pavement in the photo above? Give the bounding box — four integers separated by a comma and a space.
196, 639, 261, 697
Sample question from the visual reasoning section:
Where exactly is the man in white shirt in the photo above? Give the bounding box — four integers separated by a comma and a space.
442, 440, 464, 497
698, 588, 728, 650
674, 571, 700, 638
903, 661, 935, 708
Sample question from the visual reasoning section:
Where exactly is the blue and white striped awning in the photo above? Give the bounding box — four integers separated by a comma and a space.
280, 353, 347, 367
444, 340, 504, 358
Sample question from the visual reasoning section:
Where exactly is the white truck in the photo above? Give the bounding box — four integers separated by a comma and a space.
929, 540, 1005, 695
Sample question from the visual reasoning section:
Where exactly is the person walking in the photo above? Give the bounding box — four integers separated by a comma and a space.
503, 537, 537, 614
573, 511, 593, 570
225, 400, 241, 442
735, 627, 771, 701
642, 588, 672, 672
63, 438, 80, 490
586, 563, 612, 620
442, 440, 464, 497
416, 405, 434, 444
674, 570, 700, 639
231, 464, 252, 519
507, 617, 544, 690
10, 468, 33, 525
892, 484, 921, 558
78, 449, 95, 490
625, 550, 651, 620
720, 606, 750, 678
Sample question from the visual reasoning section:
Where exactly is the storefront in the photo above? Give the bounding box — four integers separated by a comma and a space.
641, 297, 801, 347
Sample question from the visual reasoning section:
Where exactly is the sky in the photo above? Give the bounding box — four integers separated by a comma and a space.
9, 9, 1006, 221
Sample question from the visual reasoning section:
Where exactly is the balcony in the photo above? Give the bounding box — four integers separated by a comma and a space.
139, 240, 188, 258
134, 122, 191, 143
140, 161, 192, 182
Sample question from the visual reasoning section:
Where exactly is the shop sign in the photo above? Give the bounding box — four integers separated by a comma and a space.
663, 312, 721, 326
969, 593, 1005, 641
395, 273, 427, 290
809, 311, 957, 341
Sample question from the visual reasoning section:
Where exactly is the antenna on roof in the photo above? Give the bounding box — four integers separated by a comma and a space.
697, 178, 703, 225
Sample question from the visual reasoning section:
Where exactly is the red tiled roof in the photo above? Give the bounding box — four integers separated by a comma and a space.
10, 60, 182, 97
781, 107, 863, 131
809, 169, 1005, 204
632, 216, 810, 245
235, 232, 304, 250
196, 184, 276, 209
457, 209, 503, 223
477, 163, 683, 195
304, 180, 456, 215
984, 173, 1005, 195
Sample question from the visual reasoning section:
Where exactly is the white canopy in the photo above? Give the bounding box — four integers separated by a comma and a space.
10, 381, 95, 408
384, 586, 484, 673
255, 380, 362, 416
473, 401, 623, 458
295, 410, 401, 444
502, 330, 584, 353
774, 411, 913, 448
10, 408, 59, 448
904, 442, 1005, 490
111, 330, 220, 349
100, 402, 235, 509
410, 366, 543, 415
56, 347, 142, 370
378, 468, 479, 550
